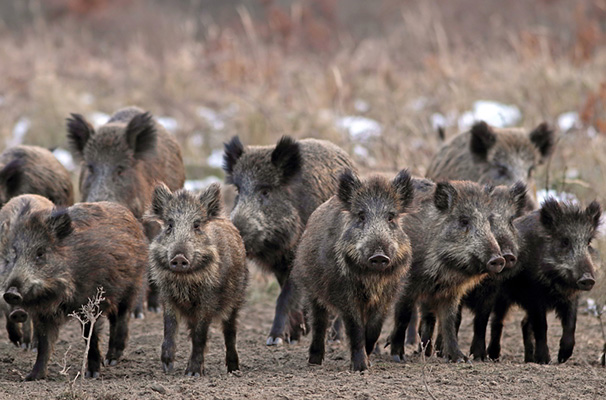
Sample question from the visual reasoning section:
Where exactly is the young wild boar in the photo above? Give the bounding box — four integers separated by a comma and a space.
223, 136, 355, 345
426, 121, 555, 209
487, 199, 601, 364
389, 181, 506, 363
0, 195, 54, 349
435, 181, 528, 360
148, 183, 248, 376
293, 169, 414, 371
2, 202, 148, 380
67, 107, 185, 312
0, 145, 74, 207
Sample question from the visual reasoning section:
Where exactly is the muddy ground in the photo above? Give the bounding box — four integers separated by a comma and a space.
0, 278, 604, 400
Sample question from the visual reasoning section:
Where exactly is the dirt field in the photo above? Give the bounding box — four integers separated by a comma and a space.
0, 278, 604, 400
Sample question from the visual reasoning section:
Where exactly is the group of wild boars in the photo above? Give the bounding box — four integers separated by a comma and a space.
67, 107, 186, 313
147, 183, 248, 376
292, 169, 414, 371
487, 200, 601, 364
222, 136, 355, 345
2, 200, 148, 380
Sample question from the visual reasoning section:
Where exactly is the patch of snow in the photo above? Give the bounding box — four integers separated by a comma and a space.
587, 126, 598, 139
207, 149, 224, 169
353, 144, 369, 158
536, 189, 579, 205
354, 99, 370, 113
9, 117, 30, 146
184, 176, 222, 191
157, 117, 178, 133
557, 112, 579, 133
565, 168, 579, 180
458, 100, 521, 131
189, 133, 204, 148
197, 107, 225, 131
586, 298, 606, 316
89, 112, 110, 128
408, 97, 428, 112
52, 148, 76, 172
336, 116, 382, 141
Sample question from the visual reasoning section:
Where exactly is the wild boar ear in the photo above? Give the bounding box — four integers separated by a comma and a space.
539, 198, 562, 231
125, 112, 157, 160
392, 169, 414, 211
271, 136, 302, 184
223, 136, 244, 179
585, 201, 602, 231
434, 182, 458, 212
66, 113, 94, 159
199, 183, 223, 218
529, 122, 556, 160
0, 158, 24, 197
510, 181, 528, 217
47, 209, 73, 240
151, 183, 172, 217
469, 121, 497, 159
338, 169, 362, 208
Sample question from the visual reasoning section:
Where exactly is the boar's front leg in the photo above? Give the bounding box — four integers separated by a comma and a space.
419, 303, 437, 357
556, 297, 578, 363
186, 318, 210, 377
84, 321, 102, 378
365, 311, 385, 356
343, 314, 368, 371
222, 308, 240, 373
487, 293, 511, 361
267, 268, 294, 346
390, 295, 415, 362
25, 317, 59, 381
527, 307, 549, 364
308, 298, 329, 365
161, 307, 178, 373
437, 302, 468, 363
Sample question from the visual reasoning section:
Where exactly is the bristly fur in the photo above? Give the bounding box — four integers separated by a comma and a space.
271, 136, 302, 184
434, 181, 458, 211
0, 158, 24, 196
125, 112, 157, 159
151, 183, 173, 218
338, 169, 362, 208
541, 198, 602, 235
470, 121, 497, 158
222, 136, 244, 179
66, 113, 95, 158
529, 122, 556, 159
46, 208, 73, 240
199, 183, 223, 218
392, 169, 414, 213
510, 181, 528, 215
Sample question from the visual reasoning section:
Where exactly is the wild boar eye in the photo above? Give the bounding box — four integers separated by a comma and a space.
358, 212, 366, 223
560, 237, 570, 249
87, 164, 95, 174
116, 166, 125, 176
35, 248, 45, 261
166, 221, 174, 234
260, 188, 270, 198
387, 212, 396, 223
459, 216, 471, 228
193, 220, 201, 230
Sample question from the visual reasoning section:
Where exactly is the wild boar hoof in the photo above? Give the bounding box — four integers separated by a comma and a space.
162, 362, 174, 373
103, 359, 118, 367
85, 370, 100, 379
266, 336, 283, 346
391, 354, 405, 363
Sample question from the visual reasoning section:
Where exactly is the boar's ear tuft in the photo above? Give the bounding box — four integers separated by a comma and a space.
470, 121, 497, 159
392, 169, 414, 211
434, 182, 458, 212
47, 208, 72, 240
125, 112, 157, 159
539, 198, 562, 231
223, 136, 244, 178
271, 136, 302, 184
0, 158, 25, 197
66, 113, 94, 159
585, 201, 602, 231
151, 183, 172, 217
510, 181, 528, 217
529, 122, 556, 160
338, 169, 362, 208
199, 183, 223, 218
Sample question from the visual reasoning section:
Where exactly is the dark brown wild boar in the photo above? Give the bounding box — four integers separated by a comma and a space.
148, 183, 248, 376
389, 181, 506, 363
426, 121, 555, 209
0, 194, 54, 349
2, 202, 148, 380
487, 199, 601, 364
0, 145, 74, 207
66, 107, 185, 313
223, 136, 355, 345
293, 169, 414, 371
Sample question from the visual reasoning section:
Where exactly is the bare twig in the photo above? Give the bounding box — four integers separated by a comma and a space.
419, 335, 438, 400
68, 287, 106, 382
